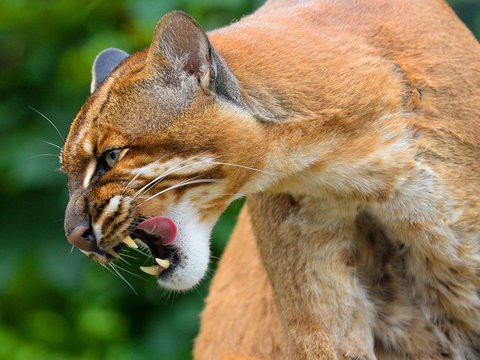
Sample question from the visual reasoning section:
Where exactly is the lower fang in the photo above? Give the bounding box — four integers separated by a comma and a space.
155, 258, 170, 269
140, 265, 162, 276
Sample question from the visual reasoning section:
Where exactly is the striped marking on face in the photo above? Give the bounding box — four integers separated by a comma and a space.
83, 141, 94, 156
83, 159, 97, 189
67, 66, 122, 160
93, 195, 123, 241
131, 155, 218, 179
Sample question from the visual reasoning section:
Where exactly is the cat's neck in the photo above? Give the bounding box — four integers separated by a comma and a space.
210, 26, 417, 201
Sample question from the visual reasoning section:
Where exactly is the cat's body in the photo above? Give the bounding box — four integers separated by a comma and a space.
62, 0, 480, 359
196, 0, 480, 358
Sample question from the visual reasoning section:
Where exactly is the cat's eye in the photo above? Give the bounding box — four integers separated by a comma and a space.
104, 149, 123, 168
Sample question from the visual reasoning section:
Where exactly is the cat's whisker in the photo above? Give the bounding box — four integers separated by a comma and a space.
131, 153, 220, 200
117, 256, 131, 266
101, 263, 122, 282
131, 154, 199, 200
29, 106, 65, 142
111, 262, 146, 282
120, 252, 139, 260
137, 178, 221, 207
30, 153, 61, 159
130, 244, 153, 259
122, 158, 164, 195
41, 140, 62, 151
209, 192, 247, 198
108, 263, 138, 295
136, 175, 201, 204
123, 171, 147, 195
212, 161, 271, 174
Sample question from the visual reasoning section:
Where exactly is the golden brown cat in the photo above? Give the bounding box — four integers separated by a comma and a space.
62, 0, 480, 358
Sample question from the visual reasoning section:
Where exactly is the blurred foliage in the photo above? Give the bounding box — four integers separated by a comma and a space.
0, 0, 478, 359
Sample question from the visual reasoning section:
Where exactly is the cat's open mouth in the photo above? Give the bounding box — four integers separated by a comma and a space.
126, 216, 179, 277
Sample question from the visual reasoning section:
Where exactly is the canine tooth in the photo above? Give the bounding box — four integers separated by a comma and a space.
155, 258, 170, 269
123, 236, 138, 249
107, 249, 119, 257
140, 265, 161, 276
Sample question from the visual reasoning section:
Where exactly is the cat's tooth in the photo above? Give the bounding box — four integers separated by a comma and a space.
140, 265, 161, 276
107, 249, 119, 257
123, 236, 138, 249
155, 258, 170, 269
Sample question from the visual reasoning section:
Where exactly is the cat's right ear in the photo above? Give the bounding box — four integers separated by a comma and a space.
147, 11, 216, 91
91, 48, 129, 93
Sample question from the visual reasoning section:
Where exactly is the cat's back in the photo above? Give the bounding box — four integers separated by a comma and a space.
212, 0, 480, 154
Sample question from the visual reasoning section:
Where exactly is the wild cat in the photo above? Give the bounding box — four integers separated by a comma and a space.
62, 0, 480, 358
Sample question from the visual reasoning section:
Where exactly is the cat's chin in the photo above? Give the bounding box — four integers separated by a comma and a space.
129, 198, 224, 290
155, 230, 211, 291
125, 211, 212, 290
155, 202, 214, 291
156, 248, 209, 291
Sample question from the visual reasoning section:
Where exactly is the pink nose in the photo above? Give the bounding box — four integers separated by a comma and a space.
67, 224, 99, 253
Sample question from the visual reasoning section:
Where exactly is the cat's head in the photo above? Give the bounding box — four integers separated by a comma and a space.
62, 11, 271, 290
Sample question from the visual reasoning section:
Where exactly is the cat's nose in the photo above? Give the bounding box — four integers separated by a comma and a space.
67, 224, 98, 253
64, 190, 102, 254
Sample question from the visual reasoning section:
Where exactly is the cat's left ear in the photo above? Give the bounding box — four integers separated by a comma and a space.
91, 48, 129, 93
147, 11, 217, 89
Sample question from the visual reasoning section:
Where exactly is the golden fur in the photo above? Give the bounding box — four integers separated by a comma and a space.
62, 0, 480, 358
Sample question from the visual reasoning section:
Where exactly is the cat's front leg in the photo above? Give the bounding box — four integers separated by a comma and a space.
248, 195, 376, 360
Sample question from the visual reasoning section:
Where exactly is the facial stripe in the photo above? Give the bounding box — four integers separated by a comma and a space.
140, 178, 221, 204
92, 221, 103, 243
83, 159, 97, 188
93, 195, 122, 242
83, 141, 93, 156
129, 156, 217, 199
171, 156, 218, 175
82, 154, 224, 251
131, 155, 218, 178
102, 200, 130, 238
88, 71, 118, 117
103, 211, 131, 240
84, 58, 145, 127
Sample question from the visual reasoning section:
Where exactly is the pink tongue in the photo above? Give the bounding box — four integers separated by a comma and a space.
137, 216, 177, 245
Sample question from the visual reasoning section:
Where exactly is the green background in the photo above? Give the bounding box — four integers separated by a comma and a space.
0, 1, 479, 359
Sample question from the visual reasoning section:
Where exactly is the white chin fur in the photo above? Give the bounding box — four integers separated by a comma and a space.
157, 200, 213, 291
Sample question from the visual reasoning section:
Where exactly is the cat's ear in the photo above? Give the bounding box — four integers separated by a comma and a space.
147, 11, 217, 89
91, 48, 129, 93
